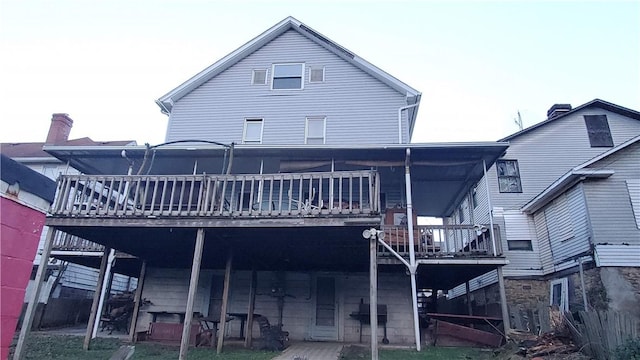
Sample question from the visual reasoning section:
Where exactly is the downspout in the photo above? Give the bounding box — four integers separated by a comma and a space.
398, 103, 420, 144
404, 148, 421, 351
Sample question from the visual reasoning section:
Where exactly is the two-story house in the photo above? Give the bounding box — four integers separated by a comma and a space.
16, 17, 512, 358
1, 114, 139, 329
445, 99, 640, 326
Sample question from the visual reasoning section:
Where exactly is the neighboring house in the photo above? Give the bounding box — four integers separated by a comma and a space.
445, 100, 640, 324
1, 113, 139, 328
0, 154, 55, 359
19, 17, 511, 356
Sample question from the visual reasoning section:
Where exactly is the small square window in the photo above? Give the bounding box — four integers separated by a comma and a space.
252, 69, 267, 85
306, 116, 326, 144
272, 63, 304, 90
309, 67, 325, 83
584, 115, 613, 147
507, 240, 533, 251
243, 118, 263, 144
496, 160, 522, 193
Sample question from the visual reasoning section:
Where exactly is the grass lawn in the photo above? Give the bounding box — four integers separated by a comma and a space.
15, 334, 492, 360
14, 334, 275, 360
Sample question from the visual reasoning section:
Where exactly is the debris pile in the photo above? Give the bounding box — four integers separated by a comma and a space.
509, 330, 581, 358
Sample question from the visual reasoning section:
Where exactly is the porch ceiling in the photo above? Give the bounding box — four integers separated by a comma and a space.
45, 142, 508, 217
54, 225, 373, 273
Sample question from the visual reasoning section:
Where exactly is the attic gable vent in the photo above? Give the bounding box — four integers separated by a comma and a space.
252, 69, 267, 85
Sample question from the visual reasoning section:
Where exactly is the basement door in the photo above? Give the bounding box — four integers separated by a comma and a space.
311, 276, 338, 340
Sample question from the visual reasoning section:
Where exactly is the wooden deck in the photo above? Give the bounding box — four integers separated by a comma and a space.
50, 170, 380, 220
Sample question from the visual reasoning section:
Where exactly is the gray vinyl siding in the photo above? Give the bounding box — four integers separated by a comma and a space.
480, 109, 640, 212
582, 141, 640, 245
534, 211, 554, 274
544, 186, 591, 264
166, 30, 409, 145
501, 211, 542, 276
583, 180, 640, 246
448, 270, 498, 299
595, 244, 640, 266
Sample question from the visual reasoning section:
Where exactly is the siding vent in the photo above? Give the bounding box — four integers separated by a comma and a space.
310, 67, 325, 83
252, 69, 267, 85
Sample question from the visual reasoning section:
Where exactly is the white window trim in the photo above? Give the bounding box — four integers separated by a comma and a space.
251, 69, 268, 85
309, 66, 325, 83
550, 277, 569, 312
243, 118, 264, 144
271, 63, 305, 90
305, 116, 326, 144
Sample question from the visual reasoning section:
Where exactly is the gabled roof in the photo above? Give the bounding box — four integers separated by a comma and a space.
499, 99, 640, 142
156, 16, 421, 114
522, 135, 640, 214
1, 138, 136, 161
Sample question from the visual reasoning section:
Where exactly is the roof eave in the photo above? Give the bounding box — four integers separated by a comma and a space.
522, 169, 614, 214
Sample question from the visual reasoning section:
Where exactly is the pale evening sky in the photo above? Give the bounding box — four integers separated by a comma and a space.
0, 1, 638, 145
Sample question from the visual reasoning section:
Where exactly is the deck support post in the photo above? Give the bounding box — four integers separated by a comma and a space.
179, 228, 205, 360
128, 260, 147, 342
404, 148, 421, 351
244, 269, 257, 348
466, 281, 473, 316
83, 246, 111, 350
92, 248, 116, 339
217, 249, 233, 354
369, 231, 378, 360
13, 228, 56, 360
496, 267, 510, 336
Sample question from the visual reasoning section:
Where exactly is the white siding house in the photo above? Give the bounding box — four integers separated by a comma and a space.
446, 101, 640, 322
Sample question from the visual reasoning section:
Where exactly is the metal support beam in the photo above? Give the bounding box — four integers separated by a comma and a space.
483, 160, 498, 256
244, 269, 257, 348
179, 228, 205, 360
128, 260, 147, 342
466, 281, 473, 316
404, 148, 421, 351
496, 267, 510, 335
369, 233, 378, 360
92, 248, 116, 338
83, 246, 111, 350
13, 228, 56, 360
217, 249, 233, 354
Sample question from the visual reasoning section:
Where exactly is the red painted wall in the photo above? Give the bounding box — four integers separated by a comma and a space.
0, 197, 46, 359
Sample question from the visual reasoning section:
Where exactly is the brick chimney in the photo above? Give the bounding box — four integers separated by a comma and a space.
546, 104, 572, 119
45, 113, 73, 144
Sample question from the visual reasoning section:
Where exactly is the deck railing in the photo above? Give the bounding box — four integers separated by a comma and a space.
50, 170, 380, 219
52, 232, 105, 252
380, 224, 502, 258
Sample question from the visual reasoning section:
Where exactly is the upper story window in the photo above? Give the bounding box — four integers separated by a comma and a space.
243, 118, 263, 144
496, 160, 522, 193
472, 186, 478, 208
309, 66, 325, 83
584, 115, 613, 147
272, 63, 304, 90
252, 69, 267, 85
306, 116, 326, 144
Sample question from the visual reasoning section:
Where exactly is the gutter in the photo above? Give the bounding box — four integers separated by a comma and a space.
398, 103, 420, 144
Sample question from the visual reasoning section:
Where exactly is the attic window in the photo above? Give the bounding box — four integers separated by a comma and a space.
309, 67, 325, 83
272, 63, 304, 90
252, 69, 267, 85
584, 115, 613, 147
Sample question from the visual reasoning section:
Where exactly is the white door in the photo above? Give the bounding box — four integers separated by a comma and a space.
312, 276, 338, 340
